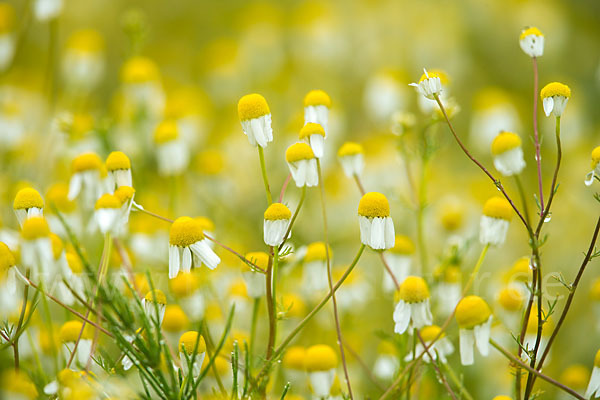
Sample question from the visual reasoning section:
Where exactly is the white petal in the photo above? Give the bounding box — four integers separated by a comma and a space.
309, 370, 336, 398
77, 339, 92, 366
43, 381, 59, 395
182, 246, 192, 273
459, 329, 474, 366
384, 217, 395, 249
586, 366, 600, 398
168, 245, 180, 279
306, 159, 319, 187
68, 173, 83, 200
190, 240, 220, 270
359, 216, 371, 246
310, 134, 325, 158
370, 217, 386, 250
473, 317, 492, 356
393, 300, 410, 334
542, 97, 553, 117
586, 171, 596, 186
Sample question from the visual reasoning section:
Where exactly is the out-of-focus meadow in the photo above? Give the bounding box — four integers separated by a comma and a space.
1, 0, 600, 399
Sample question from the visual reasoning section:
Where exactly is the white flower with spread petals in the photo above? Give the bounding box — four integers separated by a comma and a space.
168, 217, 220, 279
586, 350, 600, 398
409, 69, 442, 100
179, 331, 206, 379
238, 93, 273, 148
455, 296, 493, 366
299, 122, 326, 158
405, 325, 454, 364
382, 235, 414, 292
337, 142, 364, 179
479, 197, 512, 246
393, 276, 433, 334
540, 82, 571, 117
263, 203, 292, 247
105, 151, 133, 189
519, 27, 544, 58
491, 131, 526, 176
142, 289, 167, 326
285, 142, 319, 187
585, 146, 600, 186
305, 345, 337, 398
154, 119, 190, 176
13, 188, 44, 228
60, 321, 92, 366
304, 89, 331, 134
358, 192, 395, 250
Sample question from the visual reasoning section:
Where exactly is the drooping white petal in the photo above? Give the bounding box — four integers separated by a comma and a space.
182, 246, 192, 273
189, 240, 220, 270
359, 216, 371, 246
459, 329, 475, 366
393, 300, 411, 334
585, 171, 596, 186
77, 339, 92, 366
306, 159, 319, 187
168, 245, 180, 279
369, 217, 385, 250
68, 172, 83, 200
310, 134, 325, 158
473, 317, 492, 356
384, 217, 395, 249
542, 97, 554, 117
309, 369, 336, 398
585, 366, 600, 398
479, 216, 509, 246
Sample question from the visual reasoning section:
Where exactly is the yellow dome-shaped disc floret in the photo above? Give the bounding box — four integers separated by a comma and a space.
540, 82, 571, 99
561, 365, 590, 389
505, 256, 531, 283
145, 289, 167, 305
46, 183, 76, 213
121, 56, 160, 84
95, 194, 121, 210
245, 252, 269, 270
72, 152, 102, 173
169, 217, 205, 247
285, 142, 315, 163
264, 203, 292, 221
114, 186, 135, 204
195, 216, 215, 233
483, 197, 512, 221
179, 331, 206, 354
390, 235, 415, 255
21, 217, 50, 240
162, 305, 189, 332
299, 123, 326, 140
397, 276, 430, 303
60, 320, 91, 342
305, 344, 337, 372
419, 71, 441, 83
13, 188, 44, 210
105, 151, 131, 171
282, 346, 306, 370
1, 370, 38, 399
238, 94, 270, 121
520, 27, 543, 40
498, 287, 524, 311
154, 119, 179, 144
169, 272, 200, 297
491, 131, 522, 156
591, 147, 600, 169
337, 142, 363, 157
50, 233, 64, 260
420, 325, 444, 342
305, 242, 331, 262
492, 396, 512, 400
358, 192, 390, 218
304, 90, 331, 108
0, 242, 16, 270
67, 29, 104, 53
66, 252, 84, 274
456, 296, 492, 329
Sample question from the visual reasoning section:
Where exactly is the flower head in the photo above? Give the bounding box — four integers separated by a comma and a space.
540, 82, 571, 117
105, 151, 132, 188
491, 131, 526, 176
168, 217, 220, 278
304, 90, 331, 133
68, 152, 104, 202
519, 27, 544, 57
13, 188, 44, 227
154, 120, 189, 176
163, 305, 189, 333
282, 346, 306, 371
410, 69, 442, 100
585, 146, 600, 186
285, 142, 318, 187
456, 295, 492, 365
142, 289, 167, 325
264, 203, 292, 246
337, 142, 364, 178
358, 192, 395, 250
306, 344, 337, 372
178, 331, 206, 379
585, 349, 600, 398
299, 122, 326, 158
480, 197, 512, 246
393, 276, 433, 334
238, 93, 273, 148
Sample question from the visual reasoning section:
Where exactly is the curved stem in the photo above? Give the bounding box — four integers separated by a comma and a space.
258, 146, 273, 205
278, 186, 306, 251
532, 57, 544, 214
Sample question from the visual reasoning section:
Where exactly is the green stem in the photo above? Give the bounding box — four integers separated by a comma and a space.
278, 186, 306, 251
442, 361, 473, 400
258, 146, 273, 205
249, 298, 260, 371
463, 244, 490, 295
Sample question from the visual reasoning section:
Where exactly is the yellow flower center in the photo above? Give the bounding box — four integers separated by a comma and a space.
305, 344, 337, 371
95, 194, 121, 210
60, 320, 92, 342
66, 252, 84, 274
114, 186, 135, 204
163, 305, 189, 332
358, 192, 390, 218
154, 119, 179, 144
238, 93, 270, 121
46, 183, 76, 213
169, 217, 205, 247
520, 26, 543, 41
145, 289, 167, 305
67, 29, 104, 53
0, 242, 15, 270
594, 349, 600, 368
21, 217, 50, 240
455, 295, 491, 329
285, 142, 315, 163
337, 142, 363, 157
498, 287, 523, 311
169, 272, 200, 297
591, 146, 600, 169
105, 151, 131, 171
419, 71, 441, 83
299, 122, 326, 139
282, 346, 306, 370
305, 242, 331, 262
195, 216, 215, 232
304, 89, 331, 108
50, 233, 63, 260
72, 152, 102, 173
483, 197, 512, 221
245, 251, 270, 270
0, 370, 38, 399
121, 56, 160, 84
264, 203, 292, 221
420, 325, 443, 342
179, 331, 207, 354
491, 131, 522, 156
13, 188, 44, 210
389, 235, 415, 255
397, 276, 430, 303
540, 82, 571, 99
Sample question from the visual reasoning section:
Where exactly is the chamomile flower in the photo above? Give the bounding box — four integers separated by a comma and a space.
540, 82, 571, 117
60, 320, 92, 366
585, 350, 600, 398
282, 346, 307, 384
92, 194, 119, 235
168, 217, 220, 279
163, 305, 189, 335
242, 251, 269, 298
519, 27, 544, 58
405, 325, 454, 363
142, 289, 167, 325
33, 0, 63, 21
302, 242, 331, 293
154, 119, 190, 176
305, 344, 338, 398
285, 142, 319, 187
584, 146, 600, 186
105, 151, 132, 189
409, 69, 442, 100
45, 183, 79, 236
20, 217, 54, 283
304, 89, 331, 133
491, 131, 526, 176
0, 4, 15, 72
373, 341, 399, 381
382, 235, 415, 292
263, 203, 292, 246
68, 152, 104, 202
56, 251, 85, 306
120, 56, 165, 118
337, 142, 365, 178
170, 272, 205, 320
13, 187, 44, 227
455, 295, 493, 366
0, 369, 38, 399
434, 264, 462, 316
62, 29, 105, 90
479, 197, 512, 246
179, 331, 206, 379
299, 122, 326, 158
393, 276, 433, 334
238, 93, 273, 148
114, 186, 136, 230
0, 241, 18, 313
358, 192, 395, 250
